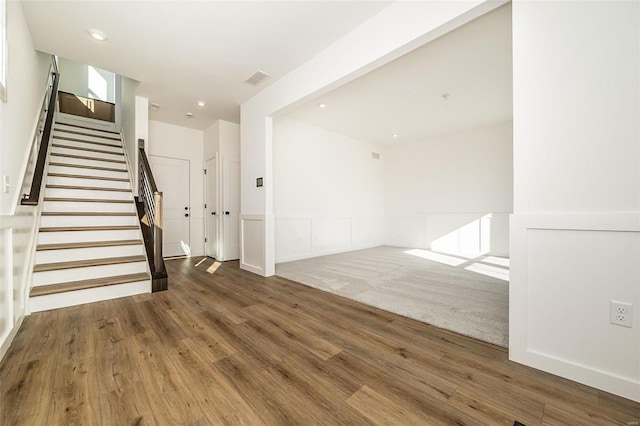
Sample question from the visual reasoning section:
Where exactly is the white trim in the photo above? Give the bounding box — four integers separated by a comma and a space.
510, 211, 640, 402
240, 213, 267, 275
0, 0, 6, 102
0, 315, 22, 362
204, 154, 219, 259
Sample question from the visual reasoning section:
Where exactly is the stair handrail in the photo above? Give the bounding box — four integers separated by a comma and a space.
21, 55, 60, 206
138, 145, 164, 277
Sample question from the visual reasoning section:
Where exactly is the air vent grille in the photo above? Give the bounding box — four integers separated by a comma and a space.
244, 70, 271, 86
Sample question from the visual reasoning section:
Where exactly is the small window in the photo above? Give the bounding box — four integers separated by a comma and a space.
0, 0, 6, 101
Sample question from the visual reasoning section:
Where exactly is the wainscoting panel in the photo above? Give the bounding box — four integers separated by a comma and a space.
312, 217, 351, 254
352, 216, 384, 249
275, 218, 312, 261
510, 212, 640, 402
0, 208, 38, 362
240, 214, 265, 275
385, 212, 510, 257
383, 215, 427, 248
276, 216, 384, 263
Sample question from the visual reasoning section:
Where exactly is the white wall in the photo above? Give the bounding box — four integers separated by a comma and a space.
132, 95, 149, 195
0, 7, 49, 215
383, 122, 512, 257
57, 57, 115, 102
511, 0, 640, 402
273, 117, 383, 262
204, 121, 220, 161
241, 0, 501, 276
205, 119, 240, 163
135, 96, 149, 151
119, 76, 138, 192
0, 1, 51, 361
148, 120, 204, 256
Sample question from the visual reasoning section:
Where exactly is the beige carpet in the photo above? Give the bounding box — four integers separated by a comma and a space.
276, 246, 509, 347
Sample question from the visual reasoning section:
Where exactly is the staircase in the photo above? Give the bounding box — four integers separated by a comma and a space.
29, 116, 151, 312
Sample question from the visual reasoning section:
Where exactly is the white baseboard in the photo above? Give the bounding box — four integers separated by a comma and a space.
0, 315, 24, 363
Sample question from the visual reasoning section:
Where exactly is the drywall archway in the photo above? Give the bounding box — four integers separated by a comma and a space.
239, 0, 505, 276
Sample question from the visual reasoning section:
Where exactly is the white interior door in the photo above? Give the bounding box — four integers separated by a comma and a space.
149, 155, 190, 257
205, 157, 218, 259
224, 161, 241, 260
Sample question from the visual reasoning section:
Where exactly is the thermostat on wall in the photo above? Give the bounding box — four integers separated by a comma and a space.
256, 177, 263, 187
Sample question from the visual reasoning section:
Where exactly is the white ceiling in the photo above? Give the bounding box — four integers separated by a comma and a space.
284, 3, 513, 146
21, 1, 392, 130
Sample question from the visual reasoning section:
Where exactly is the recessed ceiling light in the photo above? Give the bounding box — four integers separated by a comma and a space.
88, 29, 108, 41
319, 103, 326, 109
392, 134, 399, 138
186, 112, 194, 118
197, 101, 206, 107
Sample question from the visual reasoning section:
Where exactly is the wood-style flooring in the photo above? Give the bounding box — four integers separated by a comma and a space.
1, 258, 639, 425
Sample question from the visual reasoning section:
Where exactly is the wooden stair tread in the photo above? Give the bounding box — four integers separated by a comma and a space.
53, 128, 121, 141
39, 225, 138, 232
45, 184, 131, 192
34, 255, 146, 272
52, 135, 121, 149
52, 143, 124, 156
37, 239, 142, 251
46, 173, 129, 182
41, 211, 136, 216
48, 162, 127, 173
50, 152, 125, 164
55, 122, 120, 135
30, 272, 150, 297
44, 197, 133, 203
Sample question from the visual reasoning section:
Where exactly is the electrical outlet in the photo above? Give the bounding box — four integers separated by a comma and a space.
610, 301, 633, 328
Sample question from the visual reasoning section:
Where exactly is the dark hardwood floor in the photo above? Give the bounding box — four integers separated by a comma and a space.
1, 258, 639, 425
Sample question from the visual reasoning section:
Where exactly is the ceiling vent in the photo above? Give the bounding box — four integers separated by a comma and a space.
244, 70, 271, 86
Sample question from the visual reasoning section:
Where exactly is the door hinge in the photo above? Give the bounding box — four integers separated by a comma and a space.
204, 169, 207, 174
205, 237, 207, 243
204, 203, 207, 209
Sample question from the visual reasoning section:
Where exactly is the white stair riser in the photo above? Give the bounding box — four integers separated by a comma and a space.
33, 261, 148, 286
49, 155, 126, 170
30, 280, 150, 312
38, 229, 141, 244
44, 188, 132, 201
52, 132, 122, 147
40, 214, 139, 227
47, 165, 129, 179
46, 175, 131, 190
43, 200, 135, 213
35, 244, 145, 264
51, 146, 124, 162
51, 136, 122, 151
56, 114, 118, 133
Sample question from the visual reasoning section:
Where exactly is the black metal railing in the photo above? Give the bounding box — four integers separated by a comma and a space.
21, 56, 59, 206
138, 144, 168, 291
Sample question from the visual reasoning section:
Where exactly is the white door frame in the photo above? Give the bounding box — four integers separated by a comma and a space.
223, 160, 241, 261
204, 155, 219, 259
